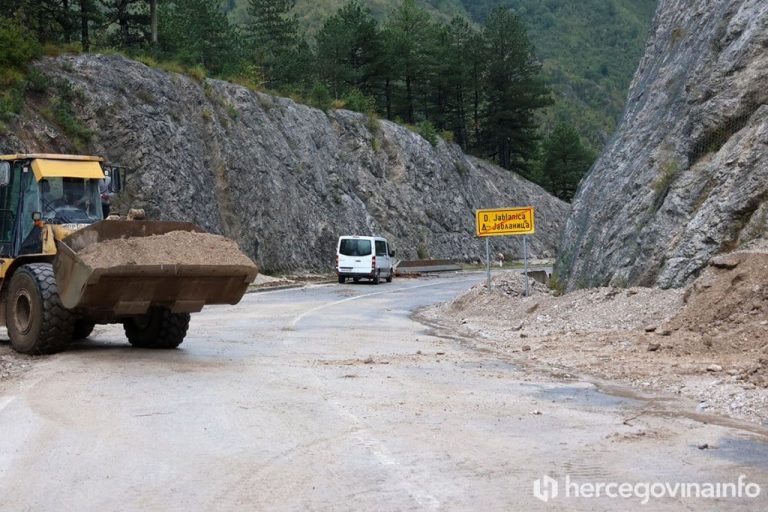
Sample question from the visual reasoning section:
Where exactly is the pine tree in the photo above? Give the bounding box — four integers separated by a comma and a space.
0, 0, 75, 44
384, 0, 436, 124
540, 123, 596, 201
433, 16, 480, 150
316, 0, 380, 100
480, 7, 551, 173
160, 0, 241, 75
102, 0, 149, 47
244, 0, 298, 87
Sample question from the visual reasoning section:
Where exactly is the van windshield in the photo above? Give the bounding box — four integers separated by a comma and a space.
339, 239, 372, 256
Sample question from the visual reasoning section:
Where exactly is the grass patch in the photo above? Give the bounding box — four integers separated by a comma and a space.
454, 160, 469, 176
42, 79, 93, 151
650, 160, 682, 211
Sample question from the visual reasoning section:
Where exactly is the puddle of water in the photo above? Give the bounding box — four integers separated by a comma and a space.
709, 437, 768, 470
534, 385, 639, 408
459, 360, 521, 372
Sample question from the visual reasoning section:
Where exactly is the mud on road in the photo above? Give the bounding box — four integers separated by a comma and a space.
420, 251, 768, 425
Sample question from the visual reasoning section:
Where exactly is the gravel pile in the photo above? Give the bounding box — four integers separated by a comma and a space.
77, 231, 256, 268
441, 271, 683, 337
423, 255, 768, 424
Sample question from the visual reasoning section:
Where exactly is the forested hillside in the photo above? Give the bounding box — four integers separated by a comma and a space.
0, 0, 651, 201
230, 0, 658, 149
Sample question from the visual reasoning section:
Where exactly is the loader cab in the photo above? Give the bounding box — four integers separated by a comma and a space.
0, 154, 112, 258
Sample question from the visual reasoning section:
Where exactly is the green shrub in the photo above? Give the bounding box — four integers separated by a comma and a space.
26, 68, 48, 93
651, 160, 681, 194
307, 83, 331, 110
416, 120, 438, 146
0, 18, 42, 69
417, 242, 429, 259
366, 113, 381, 134
0, 17, 42, 123
339, 89, 375, 114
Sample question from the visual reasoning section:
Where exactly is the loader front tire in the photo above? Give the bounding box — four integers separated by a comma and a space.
124, 307, 190, 349
6, 263, 74, 354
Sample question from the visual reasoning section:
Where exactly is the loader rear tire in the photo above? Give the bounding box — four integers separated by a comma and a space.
73, 320, 95, 340
124, 307, 190, 349
6, 263, 74, 355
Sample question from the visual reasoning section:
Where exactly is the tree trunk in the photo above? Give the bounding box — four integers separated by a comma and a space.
456, 88, 466, 149
119, 0, 129, 46
405, 75, 414, 124
63, 0, 71, 43
150, 0, 158, 45
80, 0, 90, 51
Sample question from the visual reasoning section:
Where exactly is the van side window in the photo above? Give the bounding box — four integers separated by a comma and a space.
375, 240, 387, 256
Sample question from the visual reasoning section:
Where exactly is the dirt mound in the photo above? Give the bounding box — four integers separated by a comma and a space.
666, 252, 768, 334
663, 251, 768, 389
422, 252, 768, 423
444, 271, 549, 315
440, 271, 683, 337
77, 231, 256, 268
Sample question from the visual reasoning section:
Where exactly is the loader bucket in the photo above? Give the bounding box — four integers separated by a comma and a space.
53, 220, 258, 317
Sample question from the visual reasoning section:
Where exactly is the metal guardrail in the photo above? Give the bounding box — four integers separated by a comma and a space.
396, 259, 462, 274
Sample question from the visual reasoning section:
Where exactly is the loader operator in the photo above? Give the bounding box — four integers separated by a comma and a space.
41, 178, 98, 222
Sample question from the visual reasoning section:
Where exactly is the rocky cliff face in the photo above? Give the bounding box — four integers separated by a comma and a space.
556, 0, 768, 290
1, 54, 567, 272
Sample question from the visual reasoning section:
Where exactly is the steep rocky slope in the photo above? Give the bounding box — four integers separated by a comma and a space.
1, 54, 567, 272
556, 0, 768, 290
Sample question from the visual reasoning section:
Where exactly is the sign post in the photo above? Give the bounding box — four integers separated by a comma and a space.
523, 235, 529, 297
475, 206, 535, 295
485, 237, 491, 291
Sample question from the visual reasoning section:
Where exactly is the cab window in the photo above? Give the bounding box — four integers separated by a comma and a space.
375, 240, 387, 257
0, 161, 22, 255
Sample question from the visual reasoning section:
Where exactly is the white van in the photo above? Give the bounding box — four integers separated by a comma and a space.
336, 235, 395, 284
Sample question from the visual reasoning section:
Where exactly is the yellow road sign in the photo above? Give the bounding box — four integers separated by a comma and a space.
475, 207, 535, 236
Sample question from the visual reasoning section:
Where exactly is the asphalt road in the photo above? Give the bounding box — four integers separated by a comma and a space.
0, 274, 767, 511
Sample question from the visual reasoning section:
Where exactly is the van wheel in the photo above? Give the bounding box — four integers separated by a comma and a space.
372, 270, 380, 285
353, 277, 360, 283
386, 269, 393, 283
338, 275, 345, 284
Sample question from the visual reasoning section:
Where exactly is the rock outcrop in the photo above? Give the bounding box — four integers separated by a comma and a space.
556, 0, 768, 290
1, 54, 568, 272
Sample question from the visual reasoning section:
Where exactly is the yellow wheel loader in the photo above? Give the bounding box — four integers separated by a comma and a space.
0, 154, 258, 354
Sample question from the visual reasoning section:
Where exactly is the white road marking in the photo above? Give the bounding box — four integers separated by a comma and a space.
280, 276, 478, 508
290, 277, 479, 328
0, 396, 17, 413
331, 400, 441, 510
